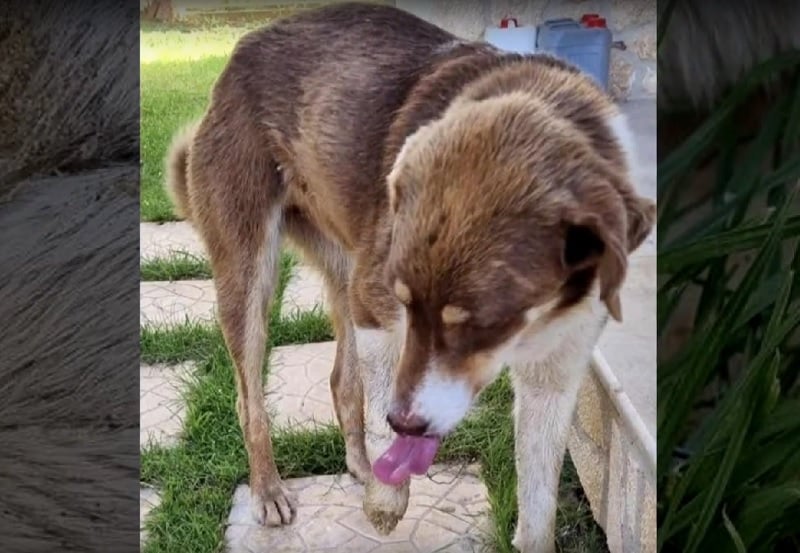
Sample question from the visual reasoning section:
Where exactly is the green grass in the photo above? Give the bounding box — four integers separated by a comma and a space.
141, 19, 606, 553
141, 21, 263, 221
656, 19, 800, 552
141, 253, 212, 281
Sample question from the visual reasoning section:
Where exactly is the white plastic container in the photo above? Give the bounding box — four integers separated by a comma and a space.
483, 17, 538, 55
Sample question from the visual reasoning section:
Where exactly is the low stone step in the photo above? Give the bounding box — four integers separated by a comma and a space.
140, 280, 217, 328
568, 351, 656, 553
140, 362, 194, 447
225, 465, 490, 552
141, 221, 206, 261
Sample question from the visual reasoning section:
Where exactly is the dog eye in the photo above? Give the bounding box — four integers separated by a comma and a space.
392, 279, 413, 305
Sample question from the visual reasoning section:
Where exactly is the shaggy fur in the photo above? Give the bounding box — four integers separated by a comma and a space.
0, 2, 139, 552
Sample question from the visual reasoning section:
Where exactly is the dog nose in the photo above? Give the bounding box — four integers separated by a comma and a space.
386, 409, 429, 436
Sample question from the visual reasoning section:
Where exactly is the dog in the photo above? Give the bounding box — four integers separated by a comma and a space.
164, 3, 655, 551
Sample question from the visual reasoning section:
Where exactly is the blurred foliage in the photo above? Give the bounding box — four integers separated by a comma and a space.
656, 36, 800, 553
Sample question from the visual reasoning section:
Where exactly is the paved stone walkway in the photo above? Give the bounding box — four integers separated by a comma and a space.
140, 221, 206, 261
226, 466, 489, 553
140, 226, 325, 327
139, 223, 491, 551
140, 280, 217, 327
281, 267, 327, 315
266, 341, 337, 429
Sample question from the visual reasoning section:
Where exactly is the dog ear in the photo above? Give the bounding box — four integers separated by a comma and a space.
624, 194, 656, 252
562, 188, 628, 322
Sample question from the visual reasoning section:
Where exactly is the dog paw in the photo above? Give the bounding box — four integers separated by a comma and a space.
363, 478, 409, 535
250, 480, 296, 526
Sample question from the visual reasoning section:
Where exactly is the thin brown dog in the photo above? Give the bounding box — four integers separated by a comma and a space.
164, 3, 655, 551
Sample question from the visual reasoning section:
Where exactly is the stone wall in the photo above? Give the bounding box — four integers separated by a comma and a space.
396, 0, 656, 101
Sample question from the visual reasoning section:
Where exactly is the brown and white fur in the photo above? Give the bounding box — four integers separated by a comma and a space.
164, 3, 655, 551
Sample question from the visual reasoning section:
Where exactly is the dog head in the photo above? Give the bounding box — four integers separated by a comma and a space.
383, 91, 655, 440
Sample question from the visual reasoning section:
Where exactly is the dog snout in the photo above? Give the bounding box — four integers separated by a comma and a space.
386, 408, 429, 437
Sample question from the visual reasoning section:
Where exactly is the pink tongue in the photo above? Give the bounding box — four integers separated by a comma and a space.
372, 435, 441, 486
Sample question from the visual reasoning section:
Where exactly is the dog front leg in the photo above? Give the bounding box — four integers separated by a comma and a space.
510, 358, 588, 553
354, 321, 410, 535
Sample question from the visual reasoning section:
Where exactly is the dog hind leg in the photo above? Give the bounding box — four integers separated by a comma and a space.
188, 118, 294, 526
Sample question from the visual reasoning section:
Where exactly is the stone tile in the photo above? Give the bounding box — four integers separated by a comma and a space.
281, 264, 326, 315
140, 280, 217, 328
140, 486, 162, 546
266, 342, 336, 429
141, 221, 206, 261
140, 362, 194, 447
225, 465, 490, 553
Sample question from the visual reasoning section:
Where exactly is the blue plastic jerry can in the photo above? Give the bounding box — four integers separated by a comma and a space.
536, 15, 613, 90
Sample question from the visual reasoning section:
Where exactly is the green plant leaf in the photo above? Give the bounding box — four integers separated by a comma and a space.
732, 484, 800, 547
658, 52, 800, 198
657, 188, 797, 473
683, 348, 783, 553
722, 506, 747, 553
658, 215, 800, 273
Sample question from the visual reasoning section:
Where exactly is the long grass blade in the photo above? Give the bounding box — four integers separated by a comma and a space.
686, 345, 784, 552
722, 506, 747, 553
657, 187, 797, 473
659, 275, 797, 547
658, 215, 800, 273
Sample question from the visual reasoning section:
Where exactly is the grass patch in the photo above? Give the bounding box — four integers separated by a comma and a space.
140, 54, 226, 221
141, 21, 260, 221
141, 253, 212, 281
140, 250, 296, 283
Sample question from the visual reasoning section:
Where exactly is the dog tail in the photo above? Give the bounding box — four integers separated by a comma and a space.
164, 123, 198, 221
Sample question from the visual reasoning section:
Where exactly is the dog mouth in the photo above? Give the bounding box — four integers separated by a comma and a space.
372, 434, 442, 486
